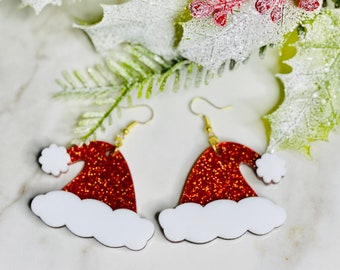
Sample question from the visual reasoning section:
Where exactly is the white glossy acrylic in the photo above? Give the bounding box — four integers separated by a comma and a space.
159, 197, 286, 243
31, 191, 154, 250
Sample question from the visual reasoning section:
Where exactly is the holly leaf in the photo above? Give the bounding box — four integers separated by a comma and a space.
78, 0, 188, 59
21, 0, 61, 14
178, 1, 318, 70
267, 9, 340, 156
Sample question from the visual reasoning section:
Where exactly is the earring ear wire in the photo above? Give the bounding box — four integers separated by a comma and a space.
119, 104, 154, 125
189, 96, 232, 117
114, 104, 154, 149
189, 97, 232, 152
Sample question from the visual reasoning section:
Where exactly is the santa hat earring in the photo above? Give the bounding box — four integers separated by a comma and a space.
159, 97, 287, 244
31, 105, 155, 251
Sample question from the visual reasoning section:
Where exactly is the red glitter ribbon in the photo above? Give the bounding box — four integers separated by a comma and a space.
63, 141, 137, 212
180, 142, 260, 206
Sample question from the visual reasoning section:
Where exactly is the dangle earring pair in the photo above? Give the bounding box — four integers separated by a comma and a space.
31, 97, 286, 250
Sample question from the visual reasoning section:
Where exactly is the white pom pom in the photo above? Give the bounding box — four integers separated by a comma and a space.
38, 144, 71, 176
256, 153, 286, 184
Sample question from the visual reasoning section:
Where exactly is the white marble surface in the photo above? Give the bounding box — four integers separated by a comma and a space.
1, 1, 340, 269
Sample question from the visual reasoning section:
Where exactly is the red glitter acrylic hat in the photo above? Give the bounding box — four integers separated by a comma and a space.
159, 97, 287, 244
31, 108, 155, 251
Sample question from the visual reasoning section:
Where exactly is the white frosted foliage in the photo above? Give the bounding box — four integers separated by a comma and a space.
21, 0, 61, 14
78, 0, 187, 59
267, 10, 340, 155
178, 1, 318, 69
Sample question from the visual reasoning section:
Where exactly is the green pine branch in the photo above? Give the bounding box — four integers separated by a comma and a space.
55, 44, 227, 143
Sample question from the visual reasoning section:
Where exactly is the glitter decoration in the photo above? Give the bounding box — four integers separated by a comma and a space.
63, 141, 137, 212
178, 0, 319, 70
180, 142, 260, 206
159, 141, 286, 243
189, 0, 248, 27
77, 0, 188, 59
31, 140, 155, 249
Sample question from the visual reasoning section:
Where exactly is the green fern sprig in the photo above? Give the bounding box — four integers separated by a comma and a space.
56, 44, 225, 143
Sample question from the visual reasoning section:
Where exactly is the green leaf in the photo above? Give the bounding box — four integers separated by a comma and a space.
56, 44, 218, 143
267, 10, 340, 156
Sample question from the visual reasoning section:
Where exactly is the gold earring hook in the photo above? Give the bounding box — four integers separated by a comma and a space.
189, 97, 232, 153
114, 104, 154, 149
119, 104, 154, 125
189, 96, 232, 116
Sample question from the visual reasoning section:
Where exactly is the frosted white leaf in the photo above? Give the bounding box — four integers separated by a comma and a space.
21, 0, 61, 14
78, 0, 188, 59
178, 1, 319, 69
267, 10, 340, 156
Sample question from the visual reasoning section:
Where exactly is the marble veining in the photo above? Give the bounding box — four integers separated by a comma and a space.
1, 0, 340, 269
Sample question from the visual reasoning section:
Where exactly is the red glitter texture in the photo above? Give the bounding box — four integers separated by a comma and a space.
179, 142, 260, 206
63, 141, 137, 212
